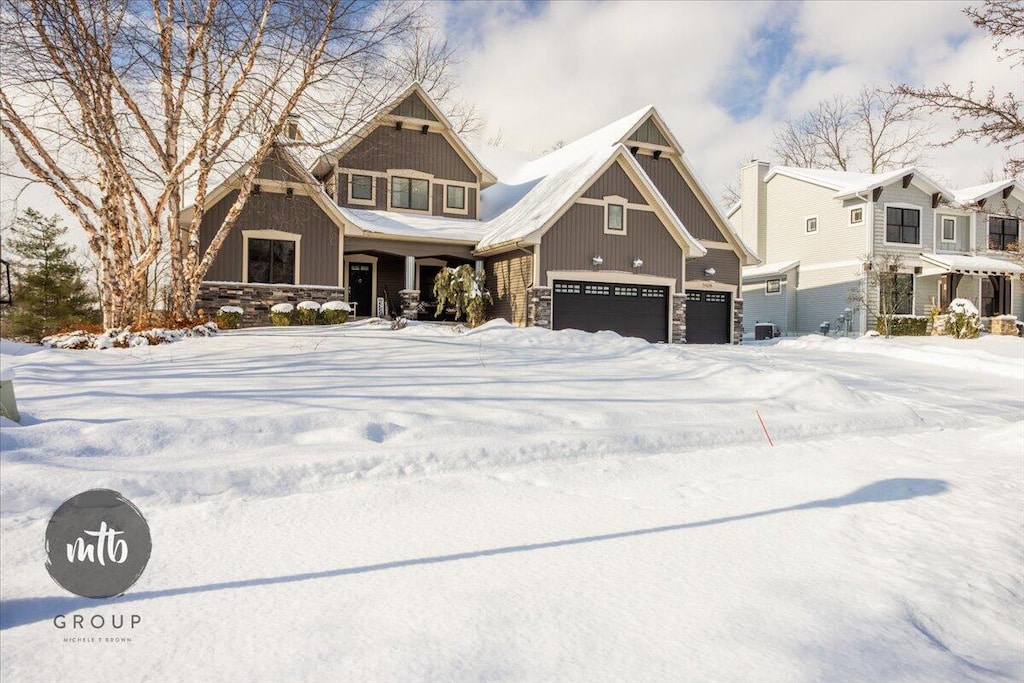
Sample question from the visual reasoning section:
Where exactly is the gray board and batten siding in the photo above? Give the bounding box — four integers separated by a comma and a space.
199, 189, 341, 287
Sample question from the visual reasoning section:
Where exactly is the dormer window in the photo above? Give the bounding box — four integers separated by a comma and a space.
392, 176, 429, 211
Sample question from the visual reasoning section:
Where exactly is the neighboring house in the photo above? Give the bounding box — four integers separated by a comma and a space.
187, 83, 758, 343
731, 162, 1024, 336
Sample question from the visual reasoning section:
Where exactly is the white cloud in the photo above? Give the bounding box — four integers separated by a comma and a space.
451, 0, 1018, 204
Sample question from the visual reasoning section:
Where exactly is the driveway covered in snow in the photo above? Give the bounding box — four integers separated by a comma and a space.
1, 322, 1022, 682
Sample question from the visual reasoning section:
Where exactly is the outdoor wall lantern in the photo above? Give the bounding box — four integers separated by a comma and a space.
704, 267, 716, 276
632, 258, 643, 269
592, 256, 604, 267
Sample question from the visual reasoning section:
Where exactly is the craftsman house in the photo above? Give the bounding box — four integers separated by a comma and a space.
190, 84, 758, 343
731, 163, 1023, 336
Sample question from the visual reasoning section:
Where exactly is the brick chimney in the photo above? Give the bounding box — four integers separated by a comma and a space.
284, 113, 302, 141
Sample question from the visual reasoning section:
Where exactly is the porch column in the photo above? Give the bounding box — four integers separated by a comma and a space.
404, 256, 416, 291
401, 255, 419, 320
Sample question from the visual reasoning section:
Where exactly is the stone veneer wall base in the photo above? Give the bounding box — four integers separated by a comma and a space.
733, 298, 744, 345
528, 286, 552, 328
197, 281, 347, 327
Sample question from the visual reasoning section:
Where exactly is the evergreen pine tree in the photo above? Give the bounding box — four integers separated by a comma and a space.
1, 209, 96, 340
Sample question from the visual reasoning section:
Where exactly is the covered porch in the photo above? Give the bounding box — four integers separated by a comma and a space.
920, 253, 1024, 323
343, 236, 479, 320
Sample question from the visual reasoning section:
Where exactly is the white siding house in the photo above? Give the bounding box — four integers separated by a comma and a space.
732, 165, 1023, 337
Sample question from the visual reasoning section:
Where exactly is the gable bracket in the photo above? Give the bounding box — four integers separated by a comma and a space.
872, 187, 883, 202
902, 173, 913, 189
932, 192, 940, 209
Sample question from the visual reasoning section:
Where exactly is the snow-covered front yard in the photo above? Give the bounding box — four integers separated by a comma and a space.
1, 322, 1022, 682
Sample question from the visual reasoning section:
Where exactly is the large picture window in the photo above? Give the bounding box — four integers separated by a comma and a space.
885, 207, 920, 244
247, 238, 296, 284
392, 176, 429, 211
880, 272, 914, 315
988, 216, 1019, 251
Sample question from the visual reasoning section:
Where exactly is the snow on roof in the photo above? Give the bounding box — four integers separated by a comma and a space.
921, 253, 1023, 276
765, 165, 953, 200
742, 259, 800, 280
953, 180, 1019, 204
339, 208, 487, 243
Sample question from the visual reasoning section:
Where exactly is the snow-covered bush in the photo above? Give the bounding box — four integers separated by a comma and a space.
433, 265, 492, 327
41, 324, 218, 350
296, 301, 321, 325
270, 302, 294, 327
321, 300, 350, 325
391, 316, 408, 331
946, 298, 981, 339
217, 305, 243, 329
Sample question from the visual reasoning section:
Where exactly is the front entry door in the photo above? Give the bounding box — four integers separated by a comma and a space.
348, 262, 373, 318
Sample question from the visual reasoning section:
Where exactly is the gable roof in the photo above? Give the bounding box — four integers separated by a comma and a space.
497, 105, 758, 262
476, 143, 706, 256
179, 139, 348, 232
308, 82, 496, 187
765, 165, 953, 201
953, 179, 1021, 205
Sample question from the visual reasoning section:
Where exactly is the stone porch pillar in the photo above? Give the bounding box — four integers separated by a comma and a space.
399, 289, 419, 320
671, 293, 687, 344
528, 286, 552, 328
733, 298, 744, 344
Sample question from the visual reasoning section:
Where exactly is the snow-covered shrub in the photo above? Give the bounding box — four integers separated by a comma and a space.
41, 324, 218, 350
391, 316, 408, 331
270, 302, 294, 327
433, 265, 492, 327
296, 301, 321, 325
217, 305, 243, 329
321, 300, 350, 325
946, 298, 981, 339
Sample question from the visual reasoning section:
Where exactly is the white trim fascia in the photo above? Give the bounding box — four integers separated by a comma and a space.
799, 259, 864, 273
242, 229, 302, 285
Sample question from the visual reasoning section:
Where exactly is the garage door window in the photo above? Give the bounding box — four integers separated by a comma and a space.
554, 282, 580, 294
614, 286, 638, 297
584, 284, 610, 295
641, 287, 666, 298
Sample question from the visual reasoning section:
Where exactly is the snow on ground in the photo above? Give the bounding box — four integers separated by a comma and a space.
1, 323, 1022, 682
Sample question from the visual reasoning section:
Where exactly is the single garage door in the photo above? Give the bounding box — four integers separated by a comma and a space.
552, 280, 669, 343
685, 290, 731, 344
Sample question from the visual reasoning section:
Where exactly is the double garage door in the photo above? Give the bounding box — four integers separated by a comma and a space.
551, 280, 730, 344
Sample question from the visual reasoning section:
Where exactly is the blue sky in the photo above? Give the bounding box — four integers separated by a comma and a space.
443, 0, 1009, 196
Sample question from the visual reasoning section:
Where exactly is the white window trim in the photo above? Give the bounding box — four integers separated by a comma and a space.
387, 169, 433, 215
442, 182, 471, 216
241, 229, 301, 284
804, 215, 819, 235
415, 257, 448, 292
939, 216, 957, 243
346, 172, 376, 207
849, 206, 864, 226
765, 278, 782, 296
603, 195, 628, 235
882, 202, 924, 247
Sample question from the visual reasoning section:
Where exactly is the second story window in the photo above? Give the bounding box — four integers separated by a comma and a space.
805, 216, 818, 234
350, 174, 373, 201
989, 216, 1019, 251
392, 176, 429, 211
607, 204, 624, 231
885, 207, 920, 245
941, 217, 956, 242
446, 185, 466, 211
